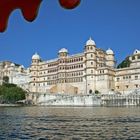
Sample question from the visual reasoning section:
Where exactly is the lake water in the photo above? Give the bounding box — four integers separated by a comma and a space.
0, 106, 140, 140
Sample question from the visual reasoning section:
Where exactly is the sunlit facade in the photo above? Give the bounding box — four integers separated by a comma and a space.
0, 61, 30, 91
29, 38, 140, 94
30, 38, 115, 94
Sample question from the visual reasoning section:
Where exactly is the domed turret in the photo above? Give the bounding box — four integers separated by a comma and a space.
85, 37, 96, 53
133, 49, 140, 55
59, 48, 68, 54
86, 37, 96, 46
18, 65, 24, 72
106, 48, 114, 55
32, 52, 41, 64
10, 63, 15, 67
58, 48, 68, 57
19, 65, 24, 69
32, 52, 40, 60
106, 48, 115, 67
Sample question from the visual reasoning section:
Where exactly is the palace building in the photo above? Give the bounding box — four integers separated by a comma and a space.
29, 37, 140, 94
0, 61, 30, 91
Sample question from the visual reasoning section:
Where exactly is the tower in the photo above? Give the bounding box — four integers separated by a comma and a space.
84, 37, 97, 94
106, 48, 115, 68
30, 53, 41, 92
57, 48, 68, 88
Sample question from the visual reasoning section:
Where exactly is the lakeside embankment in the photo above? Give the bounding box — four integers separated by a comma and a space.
0, 104, 22, 107
26, 91, 140, 106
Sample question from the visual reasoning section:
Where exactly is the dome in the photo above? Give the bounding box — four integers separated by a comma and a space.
133, 49, 140, 55
106, 48, 114, 55
11, 63, 15, 66
19, 65, 24, 68
32, 53, 40, 60
86, 37, 96, 46
59, 48, 68, 53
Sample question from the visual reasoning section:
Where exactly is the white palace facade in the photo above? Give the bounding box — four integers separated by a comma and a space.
29, 38, 140, 94
0, 61, 30, 91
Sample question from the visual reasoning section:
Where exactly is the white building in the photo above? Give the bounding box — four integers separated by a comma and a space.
0, 61, 30, 91
29, 37, 140, 95
115, 49, 140, 94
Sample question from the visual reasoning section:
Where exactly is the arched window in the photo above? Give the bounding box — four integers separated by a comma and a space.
132, 56, 135, 60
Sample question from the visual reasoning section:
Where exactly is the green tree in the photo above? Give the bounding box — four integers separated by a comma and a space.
3, 83, 17, 88
117, 57, 131, 69
0, 83, 26, 104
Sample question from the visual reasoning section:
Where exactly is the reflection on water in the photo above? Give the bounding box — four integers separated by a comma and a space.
0, 106, 140, 140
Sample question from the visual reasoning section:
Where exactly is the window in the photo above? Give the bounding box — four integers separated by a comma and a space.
135, 84, 138, 88
116, 86, 119, 89
135, 76, 138, 80
117, 78, 120, 82
132, 56, 135, 60
126, 85, 129, 88
91, 62, 93, 65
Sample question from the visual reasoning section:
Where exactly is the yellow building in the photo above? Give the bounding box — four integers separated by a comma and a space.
115, 49, 140, 93
29, 38, 140, 94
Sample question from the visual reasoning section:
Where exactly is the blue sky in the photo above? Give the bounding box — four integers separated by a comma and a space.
0, 0, 140, 67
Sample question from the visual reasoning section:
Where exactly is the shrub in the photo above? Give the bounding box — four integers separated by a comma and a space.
0, 84, 26, 104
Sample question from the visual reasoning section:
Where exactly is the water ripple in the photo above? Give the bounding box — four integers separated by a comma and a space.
0, 106, 140, 139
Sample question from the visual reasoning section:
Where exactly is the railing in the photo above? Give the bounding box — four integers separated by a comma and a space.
101, 90, 140, 106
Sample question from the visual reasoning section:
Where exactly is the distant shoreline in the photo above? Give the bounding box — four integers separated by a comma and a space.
0, 104, 22, 107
